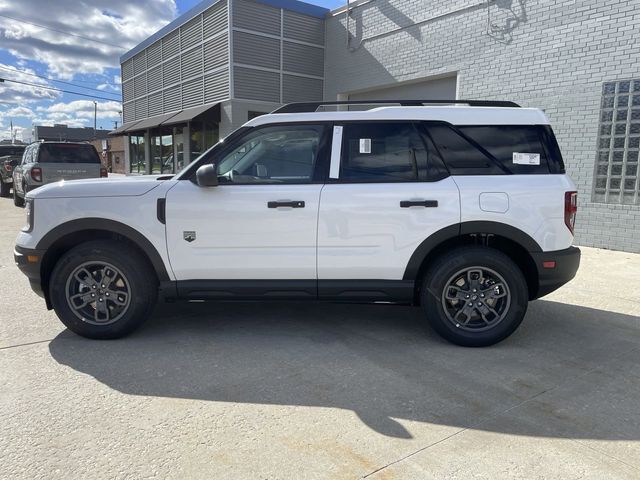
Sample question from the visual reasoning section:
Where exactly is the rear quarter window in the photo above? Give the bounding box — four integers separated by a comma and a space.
426, 124, 564, 175
37, 144, 101, 164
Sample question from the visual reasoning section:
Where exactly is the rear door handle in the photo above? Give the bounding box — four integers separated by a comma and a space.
267, 200, 305, 208
400, 200, 438, 208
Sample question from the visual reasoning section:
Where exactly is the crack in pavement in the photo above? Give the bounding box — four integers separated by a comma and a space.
362, 344, 640, 478
0, 338, 58, 351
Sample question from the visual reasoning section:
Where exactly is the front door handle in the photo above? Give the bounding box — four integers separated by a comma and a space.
400, 200, 438, 208
267, 200, 305, 208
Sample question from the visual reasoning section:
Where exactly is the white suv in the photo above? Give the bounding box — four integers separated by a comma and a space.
14, 100, 580, 347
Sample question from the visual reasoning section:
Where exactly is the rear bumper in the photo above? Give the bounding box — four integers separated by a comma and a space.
531, 246, 581, 299
14, 245, 46, 300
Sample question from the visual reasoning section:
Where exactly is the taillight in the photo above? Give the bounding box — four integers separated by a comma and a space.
31, 167, 42, 182
3, 161, 12, 172
564, 191, 577, 234
100, 167, 108, 178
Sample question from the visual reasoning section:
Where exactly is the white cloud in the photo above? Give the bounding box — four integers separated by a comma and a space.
0, 124, 30, 142
32, 99, 122, 127
0, 0, 177, 79
0, 63, 59, 104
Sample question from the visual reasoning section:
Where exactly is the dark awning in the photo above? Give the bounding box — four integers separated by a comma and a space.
109, 120, 143, 135
162, 102, 221, 126
128, 111, 180, 132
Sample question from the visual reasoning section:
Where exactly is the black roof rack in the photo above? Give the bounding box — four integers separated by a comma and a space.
272, 99, 520, 114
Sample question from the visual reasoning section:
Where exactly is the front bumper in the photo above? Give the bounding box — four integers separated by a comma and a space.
531, 246, 581, 299
14, 245, 46, 300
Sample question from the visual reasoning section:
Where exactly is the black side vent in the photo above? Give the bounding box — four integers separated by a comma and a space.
157, 198, 166, 224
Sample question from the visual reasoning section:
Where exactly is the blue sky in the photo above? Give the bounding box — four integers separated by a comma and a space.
0, 0, 341, 142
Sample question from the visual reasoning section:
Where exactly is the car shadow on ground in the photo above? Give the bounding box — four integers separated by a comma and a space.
49, 299, 640, 440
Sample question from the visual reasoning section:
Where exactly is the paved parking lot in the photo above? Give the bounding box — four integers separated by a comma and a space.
1, 194, 639, 479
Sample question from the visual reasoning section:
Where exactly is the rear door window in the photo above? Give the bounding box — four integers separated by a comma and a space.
0, 146, 25, 157
37, 144, 101, 164
339, 122, 428, 182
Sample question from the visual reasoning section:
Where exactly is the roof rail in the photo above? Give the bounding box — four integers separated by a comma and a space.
272, 99, 521, 114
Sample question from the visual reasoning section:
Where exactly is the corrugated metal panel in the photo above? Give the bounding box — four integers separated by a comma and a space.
163, 85, 181, 113
135, 97, 148, 120
163, 56, 181, 87
203, 1, 227, 38
147, 66, 162, 93
233, 0, 280, 36
282, 74, 322, 103
122, 80, 134, 103
233, 31, 279, 70
134, 73, 147, 97
182, 76, 204, 108
234, 66, 279, 102
204, 34, 228, 72
181, 46, 203, 80
122, 60, 133, 81
148, 91, 163, 116
123, 102, 134, 123
162, 30, 180, 60
283, 10, 324, 45
282, 42, 323, 77
180, 15, 203, 50
133, 52, 146, 76
146, 41, 162, 67
204, 70, 229, 103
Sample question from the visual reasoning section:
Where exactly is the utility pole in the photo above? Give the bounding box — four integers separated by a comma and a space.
93, 101, 97, 138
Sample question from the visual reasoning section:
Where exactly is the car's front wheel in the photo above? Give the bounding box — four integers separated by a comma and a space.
421, 246, 529, 347
49, 241, 158, 339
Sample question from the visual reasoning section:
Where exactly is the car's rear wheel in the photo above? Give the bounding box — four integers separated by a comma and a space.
0, 181, 10, 197
49, 241, 157, 339
13, 184, 24, 207
421, 246, 528, 347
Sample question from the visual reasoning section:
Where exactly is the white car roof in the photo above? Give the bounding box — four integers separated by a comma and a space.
245, 106, 550, 127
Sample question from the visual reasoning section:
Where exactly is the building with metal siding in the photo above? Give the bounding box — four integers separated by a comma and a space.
117, 0, 327, 175
121, 0, 640, 252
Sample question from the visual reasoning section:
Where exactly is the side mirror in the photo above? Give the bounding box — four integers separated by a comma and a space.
196, 163, 218, 187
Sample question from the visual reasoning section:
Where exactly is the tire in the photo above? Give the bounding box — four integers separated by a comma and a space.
0, 180, 10, 198
49, 240, 158, 339
420, 246, 528, 347
13, 186, 24, 207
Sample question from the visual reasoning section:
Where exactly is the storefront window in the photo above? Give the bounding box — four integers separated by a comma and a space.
190, 121, 219, 162
174, 127, 185, 172
129, 135, 145, 174
151, 130, 174, 174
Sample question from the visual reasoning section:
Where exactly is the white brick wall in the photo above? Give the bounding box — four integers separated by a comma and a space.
324, 0, 640, 252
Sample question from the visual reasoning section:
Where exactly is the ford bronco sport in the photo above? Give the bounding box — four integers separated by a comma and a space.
14, 100, 580, 347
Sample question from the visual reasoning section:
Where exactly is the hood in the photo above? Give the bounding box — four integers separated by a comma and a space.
27, 175, 170, 199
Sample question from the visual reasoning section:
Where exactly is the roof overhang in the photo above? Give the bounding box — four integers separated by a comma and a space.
114, 102, 222, 135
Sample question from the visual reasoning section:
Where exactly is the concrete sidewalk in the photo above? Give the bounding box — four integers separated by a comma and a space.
0, 196, 639, 479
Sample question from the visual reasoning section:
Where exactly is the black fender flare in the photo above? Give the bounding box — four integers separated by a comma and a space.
36, 218, 170, 282
403, 221, 542, 280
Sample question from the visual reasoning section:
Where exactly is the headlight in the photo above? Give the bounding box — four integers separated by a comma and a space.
23, 199, 34, 233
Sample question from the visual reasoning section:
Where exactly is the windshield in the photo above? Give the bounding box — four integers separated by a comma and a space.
37, 144, 101, 164
0, 146, 26, 157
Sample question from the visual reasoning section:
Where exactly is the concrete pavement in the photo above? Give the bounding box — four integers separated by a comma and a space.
0, 195, 639, 479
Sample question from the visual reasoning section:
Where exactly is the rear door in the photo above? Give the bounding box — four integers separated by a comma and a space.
37, 143, 102, 183
317, 122, 460, 297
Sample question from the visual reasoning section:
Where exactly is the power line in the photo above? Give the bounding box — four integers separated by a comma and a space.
0, 66, 121, 96
0, 77, 122, 102
0, 13, 128, 50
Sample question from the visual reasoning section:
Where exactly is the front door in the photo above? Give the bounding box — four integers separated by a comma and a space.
165, 124, 330, 284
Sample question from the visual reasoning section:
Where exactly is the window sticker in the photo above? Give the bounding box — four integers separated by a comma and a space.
513, 152, 541, 165
359, 138, 372, 154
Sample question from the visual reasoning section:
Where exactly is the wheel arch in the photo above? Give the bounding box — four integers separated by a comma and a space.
37, 219, 170, 308
405, 221, 541, 304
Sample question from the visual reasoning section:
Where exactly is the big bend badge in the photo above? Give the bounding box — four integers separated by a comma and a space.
183, 231, 196, 243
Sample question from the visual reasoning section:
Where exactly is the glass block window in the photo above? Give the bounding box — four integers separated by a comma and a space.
594, 79, 640, 204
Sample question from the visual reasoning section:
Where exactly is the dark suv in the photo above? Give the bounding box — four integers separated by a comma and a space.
12, 142, 106, 207
0, 144, 26, 197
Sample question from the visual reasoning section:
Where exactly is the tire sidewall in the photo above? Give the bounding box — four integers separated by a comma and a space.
50, 242, 156, 339
422, 247, 528, 347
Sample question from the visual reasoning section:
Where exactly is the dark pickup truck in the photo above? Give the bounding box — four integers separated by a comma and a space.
0, 144, 26, 197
